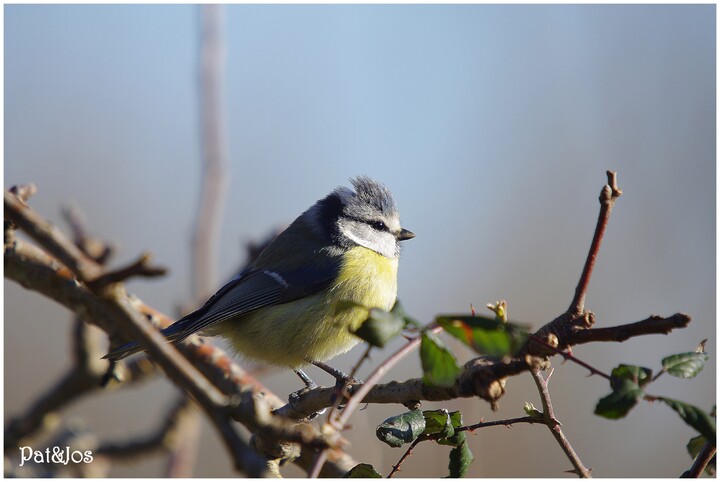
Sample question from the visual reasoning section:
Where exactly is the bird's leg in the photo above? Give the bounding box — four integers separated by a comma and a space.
293, 368, 318, 390
288, 369, 324, 420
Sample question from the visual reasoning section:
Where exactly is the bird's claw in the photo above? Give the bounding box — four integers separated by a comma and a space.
288, 382, 326, 420
330, 376, 363, 408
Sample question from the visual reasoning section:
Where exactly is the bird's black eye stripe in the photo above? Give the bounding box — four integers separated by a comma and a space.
345, 215, 390, 232
371, 220, 388, 231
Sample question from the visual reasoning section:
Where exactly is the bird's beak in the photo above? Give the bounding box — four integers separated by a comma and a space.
397, 228, 415, 241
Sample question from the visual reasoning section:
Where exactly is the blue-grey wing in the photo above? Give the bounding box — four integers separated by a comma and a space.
103, 261, 339, 361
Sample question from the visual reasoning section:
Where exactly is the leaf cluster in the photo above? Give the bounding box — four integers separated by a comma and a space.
594, 346, 714, 472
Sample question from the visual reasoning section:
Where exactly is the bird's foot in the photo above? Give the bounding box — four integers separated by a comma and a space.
330, 374, 363, 408
289, 369, 325, 420
288, 384, 326, 421
310, 360, 363, 408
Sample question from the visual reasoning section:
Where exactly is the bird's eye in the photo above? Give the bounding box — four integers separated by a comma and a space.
371, 220, 388, 231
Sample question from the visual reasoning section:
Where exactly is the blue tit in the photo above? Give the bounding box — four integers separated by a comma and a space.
104, 176, 414, 388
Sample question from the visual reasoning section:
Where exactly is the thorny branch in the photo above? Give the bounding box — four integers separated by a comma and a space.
4, 187, 354, 477
298, 171, 691, 477
387, 415, 539, 478
531, 369, 592, 478
4, 170, 697, 477
306, 325, 443, 477
387, 437, 423, 478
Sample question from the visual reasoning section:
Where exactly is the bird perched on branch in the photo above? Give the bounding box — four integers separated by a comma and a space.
105, 176, 414, 390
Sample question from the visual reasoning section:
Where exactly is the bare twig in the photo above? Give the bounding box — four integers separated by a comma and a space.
569, 314, 691, 345
87, 253, 166, 289
569, 170, 622, 315
61, 205, 113, 264
9, 183, 37, 203
5, 190, 103, 282
531, 369, 591, 478
165, 395, 201, 477
458, 415, 538, 433
193, 4, 229, 300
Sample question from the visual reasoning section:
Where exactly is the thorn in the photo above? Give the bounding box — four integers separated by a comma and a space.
697, 339, 708, 353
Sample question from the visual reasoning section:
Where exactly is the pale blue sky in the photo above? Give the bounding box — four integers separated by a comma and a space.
5, 5, 715, 477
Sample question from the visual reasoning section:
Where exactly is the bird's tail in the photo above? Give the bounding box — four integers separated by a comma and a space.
103, 340, 145, 361
102, 321, 192, 361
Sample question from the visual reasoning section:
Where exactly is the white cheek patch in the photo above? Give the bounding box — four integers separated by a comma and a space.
339, 220, 399, 259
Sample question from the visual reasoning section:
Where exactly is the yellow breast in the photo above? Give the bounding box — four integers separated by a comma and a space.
331, 245, 399, 325
223, 245, 399, 367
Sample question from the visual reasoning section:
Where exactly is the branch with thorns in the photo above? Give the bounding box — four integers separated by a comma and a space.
4, 171, 696, 478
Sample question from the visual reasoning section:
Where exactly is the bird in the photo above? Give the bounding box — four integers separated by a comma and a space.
104, 176, 414, 390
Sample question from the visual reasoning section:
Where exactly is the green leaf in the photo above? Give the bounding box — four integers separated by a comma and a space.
352, 307, 406, 348
687, 435, 716, 476
420, 331, 462, 388
421, 410, 474, 477
437, 411, 465, 447
448, 410, 463, 429
595, 379, 644, 419
423, 409, 455, 439
376, 409, 426, 447
658, 397, 716, 443
435, 315, 529, 357
344, 463, 383, 478
661, 352, 710, 379
611, 364, 653, 388
687, 434, 706, 458
447, 436, 474, 478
